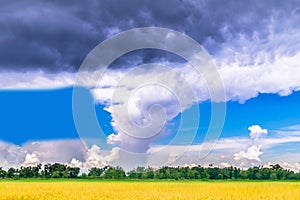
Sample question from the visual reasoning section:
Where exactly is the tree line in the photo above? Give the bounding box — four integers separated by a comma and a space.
0, 163, 299, 180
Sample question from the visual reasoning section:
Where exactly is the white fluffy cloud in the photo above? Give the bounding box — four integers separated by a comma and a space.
145, 124, 300, 170
234, 125, 268, 162
84, 145, 120, 168
0, 140, 119, 169
93, 64, 203, 152
234, 145, 263, 162
22, 153, 40, 166
218, 52, 300, 102
66, 145, 120, 171
1, 124, 300, 170
248, 125, 268, 139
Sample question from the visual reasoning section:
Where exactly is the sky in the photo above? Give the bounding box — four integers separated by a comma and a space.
0, 0, 300, 171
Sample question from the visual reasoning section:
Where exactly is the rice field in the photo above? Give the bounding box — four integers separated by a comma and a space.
0, 181, 300, 200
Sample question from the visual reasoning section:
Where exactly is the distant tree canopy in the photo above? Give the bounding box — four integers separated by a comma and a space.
0, 163, 300, 180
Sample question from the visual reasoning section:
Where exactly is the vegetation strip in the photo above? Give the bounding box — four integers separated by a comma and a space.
1, 163, 299, 180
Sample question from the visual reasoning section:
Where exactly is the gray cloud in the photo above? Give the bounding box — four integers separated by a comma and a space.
1, 0, 299, 72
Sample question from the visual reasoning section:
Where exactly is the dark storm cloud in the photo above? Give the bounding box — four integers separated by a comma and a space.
0, 0, 299, 72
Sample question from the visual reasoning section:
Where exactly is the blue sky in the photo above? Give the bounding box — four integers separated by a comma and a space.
1, 0, 300, 170
2, 89, 300, 143
0, 87, 114, 145
1, 87, 300, 156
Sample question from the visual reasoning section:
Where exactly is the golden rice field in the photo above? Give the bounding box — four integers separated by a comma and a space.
0, 181, 300, 200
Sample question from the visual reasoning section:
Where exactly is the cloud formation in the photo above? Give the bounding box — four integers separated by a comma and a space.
90, 51, 300, 152
0, 0, 299, 72
147, 124, 300, 170
22, 153, 40, 166
234, 145, 263, 162
0, 140, 119, 169
1, 124, 300, 170
234, 125, 268, 162
84, 145, 120, 168
1, 0, 300, 170
249, 125, 268, 139
99, 64, 201, 152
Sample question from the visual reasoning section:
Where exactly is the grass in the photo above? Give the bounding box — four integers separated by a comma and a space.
1, 178, 300, 182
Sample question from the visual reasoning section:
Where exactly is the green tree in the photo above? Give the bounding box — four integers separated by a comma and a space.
88, 167, 104, 178
67, 167, 80, 178
49, 163, 67, 178
43, 163, 52, 178
7, 167, 16, 178
270, 172, 277, 180
52, 171, 60, 178
103, 166, 126, 179
0, 167, 6, 178
80, 173, 88, 179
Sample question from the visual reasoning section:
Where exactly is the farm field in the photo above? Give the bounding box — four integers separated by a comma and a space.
0, 180, 300, 200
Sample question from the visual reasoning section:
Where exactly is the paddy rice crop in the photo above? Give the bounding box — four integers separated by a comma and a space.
0, 181, 299, 200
